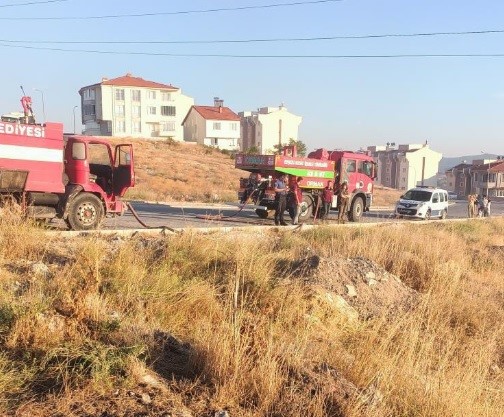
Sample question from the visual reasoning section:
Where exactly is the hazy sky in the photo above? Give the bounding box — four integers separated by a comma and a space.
1, 0, 503, 157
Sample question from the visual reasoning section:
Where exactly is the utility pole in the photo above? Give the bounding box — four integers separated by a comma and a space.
73, 106, 78, 134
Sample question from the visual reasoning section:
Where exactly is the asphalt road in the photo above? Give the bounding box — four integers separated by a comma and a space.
98, 200, 503, 230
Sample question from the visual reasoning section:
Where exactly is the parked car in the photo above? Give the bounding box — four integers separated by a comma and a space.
395, 187, 449, 220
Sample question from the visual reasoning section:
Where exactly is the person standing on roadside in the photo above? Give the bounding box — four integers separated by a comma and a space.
274, 174, 289, 226
321, 180, 334, 220
467, 194, 475, 218
291, 176, 303, 225
482, 195, 489, 217
337, 181, 350, 223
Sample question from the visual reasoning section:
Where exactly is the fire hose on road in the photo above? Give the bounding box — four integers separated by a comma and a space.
126, 201, 178, 233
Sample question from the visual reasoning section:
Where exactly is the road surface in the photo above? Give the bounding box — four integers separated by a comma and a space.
94, 200, 502, 231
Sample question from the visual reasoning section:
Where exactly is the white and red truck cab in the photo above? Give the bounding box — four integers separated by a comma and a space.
0, 119, 134, 230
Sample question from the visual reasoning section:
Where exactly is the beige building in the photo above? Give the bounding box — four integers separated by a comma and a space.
368, 143, 442, 190
239, 105, 302, 153
182, 99, 241, 151
79, 73, 194, 140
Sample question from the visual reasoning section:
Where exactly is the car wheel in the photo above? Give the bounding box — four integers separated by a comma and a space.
425, 209, 431, 220
440, 209, 447, 220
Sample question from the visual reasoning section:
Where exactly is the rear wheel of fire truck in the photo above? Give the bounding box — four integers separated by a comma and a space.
348, 197, 364, 222
66, 193, 104, 231
298, 194, 314, 222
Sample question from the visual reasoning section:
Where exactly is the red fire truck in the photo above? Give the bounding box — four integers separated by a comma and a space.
235, 146, 376, 222
0, 97, 134, 230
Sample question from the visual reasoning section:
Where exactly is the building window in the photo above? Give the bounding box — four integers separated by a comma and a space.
132, 90, 141, 101
161, 122, 176, 132
83, 89, 95, 100
213, 122, 221, 130
115, 89, 125, 101
147, 106, 157, 115
231, 122, 238, 131
132, 121, 141, 133
115, 105, 125, 116
132, 105, 141, 117
148, 90, 157, 100
161, 106, 176, 116
161, 92, 173, 101
460, 181, 464, 187
115, 120, 125, 133
402, 168, 406, 173
213, 138, 218, 146
83, 104, 95, 116
148, 123, 159, 133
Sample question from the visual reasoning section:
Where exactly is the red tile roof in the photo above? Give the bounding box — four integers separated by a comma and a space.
98, 74, 178, 90
471, 161, 504, 172
191, 105, 240, 121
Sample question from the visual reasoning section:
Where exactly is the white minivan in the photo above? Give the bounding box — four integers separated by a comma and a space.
395, 187, 449, 220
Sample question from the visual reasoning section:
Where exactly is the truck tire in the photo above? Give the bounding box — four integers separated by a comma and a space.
256, 209, 270, 219
348, 196, 364, 222
298, 194, 314, 221
66, 193, 104, 231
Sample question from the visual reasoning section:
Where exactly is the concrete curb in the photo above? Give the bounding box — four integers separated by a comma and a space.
46, 215, 497, 239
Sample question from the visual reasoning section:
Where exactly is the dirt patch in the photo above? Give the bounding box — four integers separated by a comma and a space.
288, 255, 419, 320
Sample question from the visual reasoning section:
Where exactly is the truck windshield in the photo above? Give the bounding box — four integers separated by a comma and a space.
402, 190, 432, 202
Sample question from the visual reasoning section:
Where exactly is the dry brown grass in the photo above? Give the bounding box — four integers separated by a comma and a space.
1, 218, 503, 416
110, 138, 242, 203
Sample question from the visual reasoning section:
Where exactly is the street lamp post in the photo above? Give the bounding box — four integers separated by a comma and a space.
73, 106, 78, 134
34, 88, 46, 123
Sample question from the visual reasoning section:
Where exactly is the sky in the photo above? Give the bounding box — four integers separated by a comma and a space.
1, 0, 504, 157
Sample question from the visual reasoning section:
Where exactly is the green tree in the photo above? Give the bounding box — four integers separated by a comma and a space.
245, 146, 259, 154
288, 138, 307, 156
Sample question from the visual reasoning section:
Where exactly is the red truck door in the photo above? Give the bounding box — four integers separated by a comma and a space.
113, 144, 134, 197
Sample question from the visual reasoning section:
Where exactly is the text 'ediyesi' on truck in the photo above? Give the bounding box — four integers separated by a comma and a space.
0, 93, 135, 230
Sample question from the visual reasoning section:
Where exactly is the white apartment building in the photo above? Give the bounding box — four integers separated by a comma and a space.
368, 143, 442, 190
79, 73, 194, 140
239, 105, 302, 153
182, 99, 240, 151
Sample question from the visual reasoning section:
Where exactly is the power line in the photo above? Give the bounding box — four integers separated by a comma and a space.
2, 42, 504, 58
1, 29, 504, 45
0, 0, 68, 7
0, 0, 343, 20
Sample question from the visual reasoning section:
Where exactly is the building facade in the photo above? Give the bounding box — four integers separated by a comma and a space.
182, 99, 240, 151
368, 143, 442, 190
239, 105, 302, 154
446, 159, 504, 198
79, 73, 194, 140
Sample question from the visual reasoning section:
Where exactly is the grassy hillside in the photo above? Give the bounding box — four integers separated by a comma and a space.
116, 139, 400, 206
0, 212, 503, 416
118, 139, 243, 203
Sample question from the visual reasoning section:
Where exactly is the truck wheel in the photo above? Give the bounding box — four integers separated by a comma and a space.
66, 193, 104, 231
256, 209, 270, 219
298, 194, 314, 221
348, 197, 364, 222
